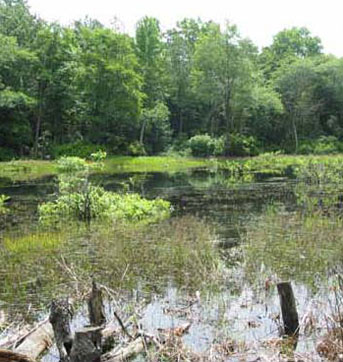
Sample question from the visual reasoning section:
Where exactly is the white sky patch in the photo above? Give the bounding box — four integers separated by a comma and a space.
27, 0, 343, 56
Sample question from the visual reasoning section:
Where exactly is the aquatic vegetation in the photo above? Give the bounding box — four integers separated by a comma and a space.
3, 231, 63, 253
104, 156, 212, 173
0, 216, 221, 314
39, 156, 171, 226
243, 205, 343, 288
0, 194, 9, 215
0, 160, 57, 181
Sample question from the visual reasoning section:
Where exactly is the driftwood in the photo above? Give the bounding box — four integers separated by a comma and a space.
88, 281, 106, 326
0, 349, 35, 362
49, 299, 73, 362
277, 282, 299, 337
70, 326, 103, 362
0, 325, 31, 350
101, 336, 149, 362
14, 320, 53, 360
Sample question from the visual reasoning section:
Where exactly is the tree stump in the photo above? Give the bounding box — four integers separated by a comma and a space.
49, 299, 73, 362
88, 281, 106, 326
70, 326, 103, 362
277, 282, 299, 337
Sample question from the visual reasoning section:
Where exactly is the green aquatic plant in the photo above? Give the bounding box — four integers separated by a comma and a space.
39, 156, 171, 226
0, 216, 221, 315
0, 194, 9, 214
243, 204, 343, 289
4, 231, 63, 253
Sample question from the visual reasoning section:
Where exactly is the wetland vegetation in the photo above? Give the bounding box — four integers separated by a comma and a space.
1, 153, 343, 360
2, 0, 343, 359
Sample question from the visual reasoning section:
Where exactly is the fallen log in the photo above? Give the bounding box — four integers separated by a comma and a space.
101, 336, 149, 362
0, 349, 34, 362
14, 320, 53, 360
0, 324, 31, 350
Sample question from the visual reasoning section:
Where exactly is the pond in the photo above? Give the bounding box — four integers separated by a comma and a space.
0, 160, 342, 360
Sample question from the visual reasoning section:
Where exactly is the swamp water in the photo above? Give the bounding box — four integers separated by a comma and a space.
0, 165, 342, 360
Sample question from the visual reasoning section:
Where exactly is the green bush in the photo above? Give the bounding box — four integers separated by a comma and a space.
0, 147, 16, 161
227, 133, 259, 157
127, 142, 146, 156
188, 134, 220, 157
39, 156, 171, 225
298, 136, 341, 155
51, 142, 105, 159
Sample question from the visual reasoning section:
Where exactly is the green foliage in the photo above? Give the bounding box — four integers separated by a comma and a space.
39, 156, 171, 225
188, 134, 224, 157
0, 194, 9, 214
0, 147, 16, 161
227, 133, 259, 157
90, 150, 107, 163
139, 102, 171, 154
39, 186, 171, 226
298, 136, 342, 155
51, 143, 106, 159
0, 0, 342, 157
127, 141, 146, 156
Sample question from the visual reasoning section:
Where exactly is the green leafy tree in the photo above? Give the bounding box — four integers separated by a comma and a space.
192, 22, 256, 136
276, 59, 321, 152
135, 17, 166, 107
260, 27, 322, 80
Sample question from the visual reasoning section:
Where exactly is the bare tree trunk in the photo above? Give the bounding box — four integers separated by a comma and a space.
292, 117, 298, 154
139, 119, 147, 145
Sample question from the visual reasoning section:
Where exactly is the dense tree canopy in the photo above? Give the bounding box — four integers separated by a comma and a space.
0, 0, 343, 158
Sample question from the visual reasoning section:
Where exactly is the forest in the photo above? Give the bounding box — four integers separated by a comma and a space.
1, 0, 343, 160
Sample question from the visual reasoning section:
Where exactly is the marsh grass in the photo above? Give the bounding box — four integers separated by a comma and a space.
3, 231, 64, 253
0, 160, 56, 181
243, 206, 343, 288
103, 156, 214, 174
0, 156, 212, 183
0, 216, 222, 317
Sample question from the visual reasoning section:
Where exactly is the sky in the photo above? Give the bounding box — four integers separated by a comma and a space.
28, 0, 343, 56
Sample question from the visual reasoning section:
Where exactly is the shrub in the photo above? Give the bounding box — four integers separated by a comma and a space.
127, 142, 146, 156
188, 134, 218, 157
0, 147, 16, 161
39, 156, 171, 226
227, 133, 259, 157
298, 136, 340, 155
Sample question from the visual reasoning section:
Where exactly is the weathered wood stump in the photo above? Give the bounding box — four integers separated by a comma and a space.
277, 282, 299, 337
0, 349, 34, 362
70, 326, 103, 362
49, 299, 73, 362
88, 281, 106, 326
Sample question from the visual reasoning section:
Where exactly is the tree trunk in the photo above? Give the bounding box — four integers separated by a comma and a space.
139, 119, 147, 145
292, 118, 298, 154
